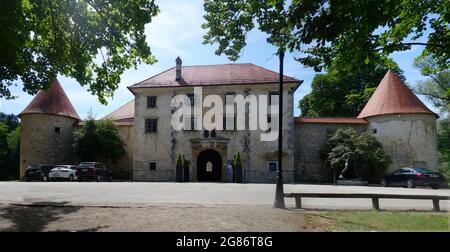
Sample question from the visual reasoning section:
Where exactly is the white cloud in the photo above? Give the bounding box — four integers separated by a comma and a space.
146, 0, 205, 58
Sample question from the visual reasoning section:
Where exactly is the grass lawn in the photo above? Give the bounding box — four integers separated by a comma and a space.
304, 211, 449, 231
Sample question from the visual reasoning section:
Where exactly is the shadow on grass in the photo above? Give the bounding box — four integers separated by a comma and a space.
0, 202, 106, 232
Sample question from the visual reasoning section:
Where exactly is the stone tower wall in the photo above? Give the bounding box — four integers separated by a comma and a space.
366, 113, 438, 172
19, 114, 77, 178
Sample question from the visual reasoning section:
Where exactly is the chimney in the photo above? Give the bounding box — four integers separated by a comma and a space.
175, 56, 182, 81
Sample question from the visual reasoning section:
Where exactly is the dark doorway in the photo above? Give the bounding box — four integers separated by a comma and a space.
197, 149, 222, 182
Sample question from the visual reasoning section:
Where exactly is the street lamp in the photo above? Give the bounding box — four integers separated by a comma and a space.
274, 48, 285, 209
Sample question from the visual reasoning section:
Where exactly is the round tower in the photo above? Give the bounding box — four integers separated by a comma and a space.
358, 70, 439, 172
19, 80, 80, 178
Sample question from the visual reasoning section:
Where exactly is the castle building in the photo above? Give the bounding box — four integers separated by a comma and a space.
19, 60, 439, 183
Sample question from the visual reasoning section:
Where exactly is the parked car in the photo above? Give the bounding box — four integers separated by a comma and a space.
381, 167, 447, 189
49, 165, 78, 181
76, 162, 112, 182
23, 165, 55, 181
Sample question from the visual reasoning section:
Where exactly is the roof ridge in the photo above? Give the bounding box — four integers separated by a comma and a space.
102, 99, 134, 119
130, 67, 176, 88
248, 63, 298, 81
20, 79, 80, 121
357, 70, 437, 118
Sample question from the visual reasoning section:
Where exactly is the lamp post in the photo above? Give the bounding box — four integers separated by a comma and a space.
274, 48, 285, 209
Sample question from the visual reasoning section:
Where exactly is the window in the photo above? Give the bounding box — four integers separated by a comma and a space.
149, 161, 157, 171
400, 168, 412, 174
184, 117, 196, 131
187, 93, 195, 105
54, 127, 60, 133
225, 91, 236, 98
223, 116, 236, 131
268, 92, 279, 105
371, 129, 377, 134
145, 119, 158, 132
147, 96, 157, 108
268, 161, 278, 172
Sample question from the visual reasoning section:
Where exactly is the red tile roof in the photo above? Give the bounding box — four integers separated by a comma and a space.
19, 80, 80, 121
295, 117, 368, 124
129, 63, 300, 89
358, 70, 437, 118
102, 99, 134, 121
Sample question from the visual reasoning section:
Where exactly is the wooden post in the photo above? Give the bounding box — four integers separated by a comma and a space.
372, 197, 380, 210
432, 199, 440, 212
295, 196, 302, 209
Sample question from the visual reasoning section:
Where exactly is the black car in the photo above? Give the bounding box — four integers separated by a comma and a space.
76, 162, 112, 182
381, 167, 447, 189
23, 165, 55, 181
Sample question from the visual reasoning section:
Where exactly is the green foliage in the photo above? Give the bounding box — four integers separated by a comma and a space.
0, 118, 20, 180
0, 113, 19, 132
299, 56, 404, 117
176, 154, 183, 167
234, 152, 242, 167
413, 55, 450, 113
0, 123, 8, 157
437, 116, 450, 182
202, 0, 449, 71
73, 119, 125, 164
320, 128, 391, 183
0, 0, 159, 103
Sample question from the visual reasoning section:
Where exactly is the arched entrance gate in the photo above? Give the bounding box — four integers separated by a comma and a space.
196, 149, 222, 182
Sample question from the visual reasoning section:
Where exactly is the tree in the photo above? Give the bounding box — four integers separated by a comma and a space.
0, 123, 11, 180
413, 55, 450, 113
73, 119, 125, 165
299, 56, 403, 117
0, 112, 19, 132
437, 116, 450, 182
1, 0, 159, 103
202, 0, 449, 71
320, 128, 391, 183
0, 114, 20, 180
73, 119, 99, 161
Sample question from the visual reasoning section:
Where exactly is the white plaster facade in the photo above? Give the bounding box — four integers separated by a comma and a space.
130, 83, 298, 183
366, 114, 438, 172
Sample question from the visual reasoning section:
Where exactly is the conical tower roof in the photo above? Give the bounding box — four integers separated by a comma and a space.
357, 70, 437, 119
20, 79, 80, 121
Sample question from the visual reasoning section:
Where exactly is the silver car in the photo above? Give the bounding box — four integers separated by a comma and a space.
49, 165, 78, 181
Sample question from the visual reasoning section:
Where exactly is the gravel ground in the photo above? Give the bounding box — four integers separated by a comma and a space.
0, 203, 306, 232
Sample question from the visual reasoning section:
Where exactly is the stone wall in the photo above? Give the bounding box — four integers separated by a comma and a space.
108, 124, 134, 179
19, 114, 77, 178
366, 114, 438, 172
294, 122, 367, 183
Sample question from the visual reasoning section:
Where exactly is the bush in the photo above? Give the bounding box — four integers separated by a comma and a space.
320, 128, 391, 183
73, 119, 125, 166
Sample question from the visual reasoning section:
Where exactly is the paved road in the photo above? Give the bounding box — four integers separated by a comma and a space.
0, 182, 449, 211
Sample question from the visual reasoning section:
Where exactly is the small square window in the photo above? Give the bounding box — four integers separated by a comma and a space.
149, 161, 157, 171
372, 129, 377, 134
269, 92, 279, 105
268, 161, 278, 172
184, 117, 197, 131
145, 119, 158, 132
54, 127, 60, 133
223, 116, 236, 131
187, 93, 195, 105
147, 96, 157, 108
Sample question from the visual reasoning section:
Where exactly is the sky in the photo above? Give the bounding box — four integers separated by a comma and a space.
0, 0, 438, 120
